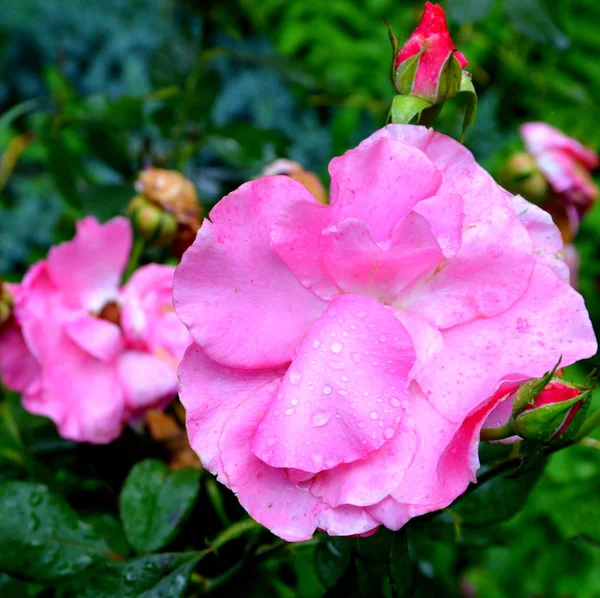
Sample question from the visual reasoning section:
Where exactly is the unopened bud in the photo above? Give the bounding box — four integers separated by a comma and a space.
127, 194, 178, 247
391, 2, 467, 105
263, 159, 327, 205
513, 379, 591, 444
499, 153, 549, 205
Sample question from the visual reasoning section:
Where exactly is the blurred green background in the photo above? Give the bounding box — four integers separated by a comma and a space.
1, 0, 600, 596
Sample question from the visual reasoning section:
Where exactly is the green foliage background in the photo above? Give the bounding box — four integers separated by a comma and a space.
0, 0, 599, 596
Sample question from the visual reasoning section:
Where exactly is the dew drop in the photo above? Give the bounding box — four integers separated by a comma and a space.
329, 360, 346, 370
351, 353, 361, 363
322, 384, 333, 395
341, 375, 349, 382
384, 427, 395, 439
390, 398, 401, 408
284, 408, 295, 416
311, 454, 323, 469
331, 342, 343, 354
289, 369, 303, 385
337, 389, 348, 396
357, 421, 366, 429
312, 340, 321, 348
291, 398, 299, 406
379, 335, 387, 342
370, 411, 378, 420
311, 410, 332, 427
355, 311, 368, 319
342, 330, 349, 337
267, 437, 277, 446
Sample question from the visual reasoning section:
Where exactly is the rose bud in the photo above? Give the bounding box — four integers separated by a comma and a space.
262, 159, 327, 205
392, 2, 468, 105
131, 168, 203, 256
127, 194, 178, 247
512, 379, 591, 444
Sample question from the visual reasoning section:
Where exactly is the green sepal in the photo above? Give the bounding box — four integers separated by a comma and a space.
514, 389, 590, 443
383, 18, 399, 88
457, 71, 478, 142
511, 359, 562, 417
434, 50, 463, 104
393, 48, 424, 95
388, 94, 433, 125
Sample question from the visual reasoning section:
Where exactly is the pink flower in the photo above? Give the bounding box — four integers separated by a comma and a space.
520, 122, 598, 232
174, 125, 596, 541
394, 2, 468, 103
0, 217, 190, 443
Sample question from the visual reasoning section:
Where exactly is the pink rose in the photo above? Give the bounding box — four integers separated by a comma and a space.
174, 125, 596, 541
393, 2, 468, 104
0, 217, 190, 443
520, 122, 598, 232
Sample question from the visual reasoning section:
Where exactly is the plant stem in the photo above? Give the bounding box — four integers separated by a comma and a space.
480, 421, 516, 442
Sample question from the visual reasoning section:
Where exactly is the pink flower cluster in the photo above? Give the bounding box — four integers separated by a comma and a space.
0, 217, 190, 443
174, 125, 596, 541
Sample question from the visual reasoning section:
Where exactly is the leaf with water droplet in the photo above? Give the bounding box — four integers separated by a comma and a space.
58, 552, 202, 598
120, 460, 200, 554
0, 481, 113, 582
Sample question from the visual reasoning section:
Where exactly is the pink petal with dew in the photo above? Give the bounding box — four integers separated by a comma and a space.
252, 294, 415, 473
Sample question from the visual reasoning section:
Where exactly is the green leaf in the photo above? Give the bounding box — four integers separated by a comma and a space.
58, 552, 202, 598
504, 0, 570, 50
84, 514, 132, 558
451, 466, 542, 526
119, 460, 200, 554
314, 535, 352, 590
0, 482, 113, 583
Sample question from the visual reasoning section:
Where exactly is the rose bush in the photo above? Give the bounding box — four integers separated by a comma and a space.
0, 217, 190, 443
174, 124, 596, 541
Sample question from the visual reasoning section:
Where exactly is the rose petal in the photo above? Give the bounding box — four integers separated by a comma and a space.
117, 351, 178, 413
179, 344, 285, 478
329, 136, 442, 241
271, 200, 341, 301
46, 217, 131, 312
321, 213, 443, 302
0, 320, 41, 394
64, 314, 124, 362
310, 408, 417, 507
401, 202, 534, 328
174, 177, 327, 369
252, 294, 415, 473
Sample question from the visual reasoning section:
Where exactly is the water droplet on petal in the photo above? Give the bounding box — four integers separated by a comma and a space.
379, 334, 387, 342
284, 408, 295, 416
331, 342, 343, 354
357, 421, 366, 429
370, 411, 378, 420
289, 369, 303, 385
329, 360, 346, 370
311, 410, 332, 427
384, 427, 395, 439
390, 398, 400, 408
267, 437, 277, 446
337, 388, 348, 396
322, 384, 333, 395
355, 311, 368, 319
312, 340, 321, 348
351, 353, 361, 363
291, 398, 299, 406
311, 454, 323, 469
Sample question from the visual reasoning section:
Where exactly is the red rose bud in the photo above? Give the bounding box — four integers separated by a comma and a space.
393, 2, 468, 105
513, 380, 591, 444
